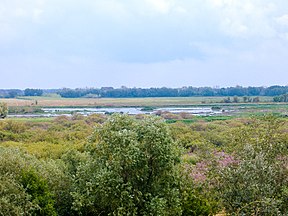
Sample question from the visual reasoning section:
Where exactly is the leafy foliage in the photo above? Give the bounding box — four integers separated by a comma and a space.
0, 114, 287, 215
20, 169, 56, 216
218, 145, 288, 215
0, 102, 8, 119
72, 114, 182, 215
212, 115, 287, 215
0, 148, 73, 216
0, 177, 36, 216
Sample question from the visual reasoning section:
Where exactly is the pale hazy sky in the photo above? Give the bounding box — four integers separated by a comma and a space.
1, 0, 288, 89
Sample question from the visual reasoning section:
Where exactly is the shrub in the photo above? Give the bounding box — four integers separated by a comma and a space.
0, 177, 36, 215
72, 114, 183, 215
0, 102, 8, 119
0, 147, 73, 216
214, 115, 288, 215
218, 145, 288, 215
20, 170, 56, 216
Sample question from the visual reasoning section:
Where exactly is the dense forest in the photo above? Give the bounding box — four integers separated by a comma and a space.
0, 85, 288, 99
0, 114, 287, 215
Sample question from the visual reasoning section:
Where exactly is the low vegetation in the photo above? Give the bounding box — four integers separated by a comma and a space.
0, 112, 287, 215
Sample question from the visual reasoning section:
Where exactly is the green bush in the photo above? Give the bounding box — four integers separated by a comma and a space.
180, 177, 217, 216
20, 170, 56, 216
0, 102, 8, 119
72, 114, 183, 215
0, 147, 73, 216
218, 145, 288, 215
215, 115, 288, 215
0, 177, 36, 216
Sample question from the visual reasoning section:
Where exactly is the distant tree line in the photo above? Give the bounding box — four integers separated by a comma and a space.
0, 88, 57, 98
0, 86, 287, 99
0, 89, 23, 98
273, 94, 288, 102
57, 85, 288, 98
24, 88, 43, 96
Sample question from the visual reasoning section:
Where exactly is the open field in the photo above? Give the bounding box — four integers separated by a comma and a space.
0, 96, 276, 107
1, 96, 288, 119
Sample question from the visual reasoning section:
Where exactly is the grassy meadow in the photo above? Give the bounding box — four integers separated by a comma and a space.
1, 96, 287, 121
1, 95, 275, 107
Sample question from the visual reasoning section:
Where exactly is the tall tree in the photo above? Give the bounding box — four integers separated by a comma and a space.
72, 114, 182, 215
24, 88, 43, 96
0, 102, 8, 119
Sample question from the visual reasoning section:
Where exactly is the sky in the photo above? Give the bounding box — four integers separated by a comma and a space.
1, 0, 288, 89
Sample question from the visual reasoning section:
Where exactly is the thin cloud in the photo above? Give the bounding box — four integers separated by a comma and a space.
1, 0, 288, 88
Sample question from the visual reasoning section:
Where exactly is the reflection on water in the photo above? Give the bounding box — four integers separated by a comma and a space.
43, 107, 146, 115
154, 107, 223, 115
9, 107, 225, 118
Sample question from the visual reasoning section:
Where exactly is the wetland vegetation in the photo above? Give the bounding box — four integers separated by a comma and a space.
0, 91, 287, 215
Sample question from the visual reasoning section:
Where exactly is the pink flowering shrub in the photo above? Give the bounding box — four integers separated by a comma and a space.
189, 151, 238, 183
214, 151, 239, 168
190, 161, 209, 183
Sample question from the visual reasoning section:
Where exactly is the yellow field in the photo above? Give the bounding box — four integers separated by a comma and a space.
0, 96, 228, 107
0, 96, 276, 108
